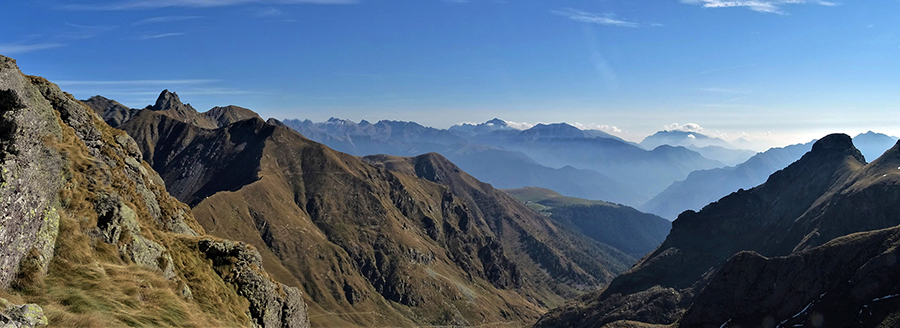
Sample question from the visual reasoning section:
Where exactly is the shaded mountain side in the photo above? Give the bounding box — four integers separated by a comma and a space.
119, 110, 268, 205
535, 134, 900, 327
108, 93, 636, 327
504, 187, 670, 259
0, 55, 308, 327
83, 95, 137, 127
642, 141, 814, 220
682, 226, 900, 328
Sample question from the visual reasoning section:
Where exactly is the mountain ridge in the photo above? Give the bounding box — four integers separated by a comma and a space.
535, 133, 900, 327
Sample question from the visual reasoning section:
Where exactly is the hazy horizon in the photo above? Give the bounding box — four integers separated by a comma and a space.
4, 0, 899, 150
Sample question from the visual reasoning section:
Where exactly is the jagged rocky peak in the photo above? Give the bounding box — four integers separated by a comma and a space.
151, 89, 192, 112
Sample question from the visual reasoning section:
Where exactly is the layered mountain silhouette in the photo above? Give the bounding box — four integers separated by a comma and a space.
88, 90, 649, 327
640, 130, 756, 166
0, 55, 309, 327
644, 132, 898, 220
642, 140, 814, 220
535, 134, 900, 327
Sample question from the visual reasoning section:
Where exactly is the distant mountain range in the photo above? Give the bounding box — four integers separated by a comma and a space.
535, 133, 900, 327
284, 118, 732, 204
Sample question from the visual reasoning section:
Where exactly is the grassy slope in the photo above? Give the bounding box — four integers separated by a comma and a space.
5, 77, 253, 327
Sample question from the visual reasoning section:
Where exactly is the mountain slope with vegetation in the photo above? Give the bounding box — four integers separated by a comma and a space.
92, 91, 637, 327
0, 55, 309, 327
504, 187, 670, 259
536, 134, 900, 327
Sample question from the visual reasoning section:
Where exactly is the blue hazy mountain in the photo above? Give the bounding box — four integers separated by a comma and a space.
853, 131, 899, 161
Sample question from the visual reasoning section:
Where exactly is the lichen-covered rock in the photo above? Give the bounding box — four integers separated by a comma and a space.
0, 56, 64, 289
199, 238, 310, 328
0, 299, 48, 328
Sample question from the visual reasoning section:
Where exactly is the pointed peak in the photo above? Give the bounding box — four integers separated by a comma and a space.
152, 89, 185, 111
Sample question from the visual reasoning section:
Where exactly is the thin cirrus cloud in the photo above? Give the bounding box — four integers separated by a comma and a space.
136, 32, 186, 40
132, 16, 203, 26
0, 43, 65, 55
59, 0, 357, 10
680, 0, 837, 14
551, 8, 641, 28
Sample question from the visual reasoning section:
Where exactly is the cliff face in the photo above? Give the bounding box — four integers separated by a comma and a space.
0, 55, 309, 327
536, 134, 900, 328
99, 90, 635, 327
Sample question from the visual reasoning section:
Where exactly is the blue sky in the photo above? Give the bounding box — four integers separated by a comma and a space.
3, 0, 899, 149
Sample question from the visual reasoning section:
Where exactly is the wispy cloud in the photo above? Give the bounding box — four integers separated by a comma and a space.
132, 16, 203, 26
60, 0, 357, 11
136, 32, 186, 40
0, 43, 65, 55
56, 79, 219, 86
552, 8, 640, 28
680, 0, 836, 15
60, 23, 118, 40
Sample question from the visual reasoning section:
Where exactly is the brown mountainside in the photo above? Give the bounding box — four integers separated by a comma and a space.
535, 134, 900, 327
98, 91, 635, 327
0, 55, 309, 327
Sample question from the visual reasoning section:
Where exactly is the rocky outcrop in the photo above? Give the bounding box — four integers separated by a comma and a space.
0, 56, 65, 289
0, 55, 310, 327
0, 299, 47, 328
200, 239, 310, 328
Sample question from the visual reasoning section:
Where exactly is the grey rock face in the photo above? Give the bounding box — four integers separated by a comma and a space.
199, 238, 310, 328
0, 57, 65, 289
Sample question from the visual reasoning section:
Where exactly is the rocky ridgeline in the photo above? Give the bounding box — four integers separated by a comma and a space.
0, 55, 309, 327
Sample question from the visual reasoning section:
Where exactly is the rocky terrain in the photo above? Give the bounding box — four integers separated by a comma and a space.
0, 55, 309, 327
89, 90, 638, 327
535, 134, 900, 327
